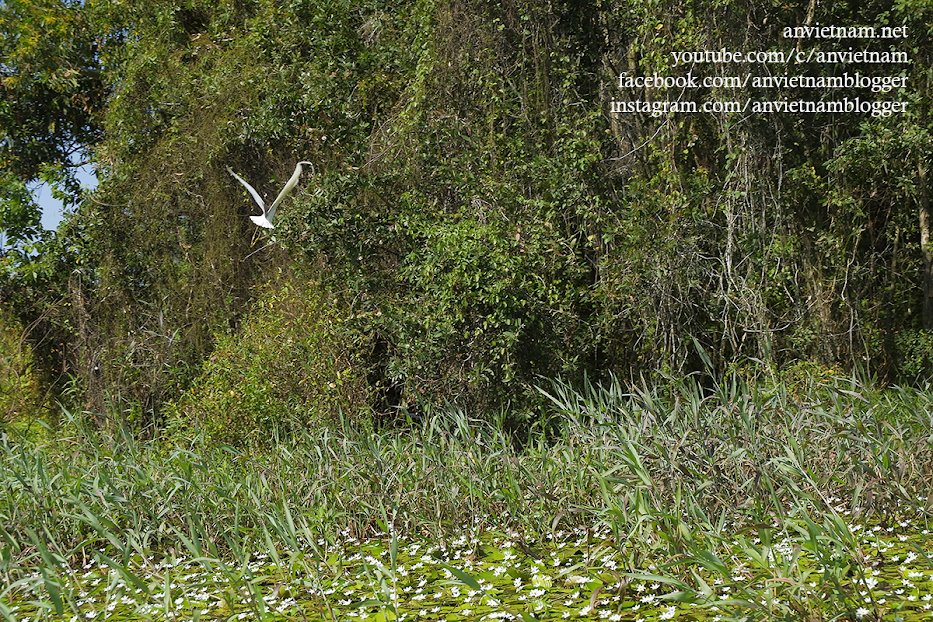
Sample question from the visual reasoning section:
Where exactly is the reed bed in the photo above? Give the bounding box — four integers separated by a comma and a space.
1, 371, 931, 621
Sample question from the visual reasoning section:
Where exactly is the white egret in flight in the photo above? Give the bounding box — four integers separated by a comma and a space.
227, 161, 313, 229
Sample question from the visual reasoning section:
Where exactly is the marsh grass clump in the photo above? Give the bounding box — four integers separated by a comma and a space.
0, 370, 931, 621
543, 369, 933, 522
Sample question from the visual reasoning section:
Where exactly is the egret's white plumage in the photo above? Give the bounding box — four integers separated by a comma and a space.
227, 161, 314, 229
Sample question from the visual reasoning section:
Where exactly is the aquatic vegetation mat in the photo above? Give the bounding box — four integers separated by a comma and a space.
4, 510, 933, 621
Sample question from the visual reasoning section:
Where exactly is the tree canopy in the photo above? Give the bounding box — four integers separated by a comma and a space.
1, 0, 931, 431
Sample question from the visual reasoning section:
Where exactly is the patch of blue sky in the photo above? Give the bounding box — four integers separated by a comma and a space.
30, 160, 98, 231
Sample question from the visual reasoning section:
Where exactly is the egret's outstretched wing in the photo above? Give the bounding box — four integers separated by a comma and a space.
227, 167, 266, 212
266, 161, 313, 222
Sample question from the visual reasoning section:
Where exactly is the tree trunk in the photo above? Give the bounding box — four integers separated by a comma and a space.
920, 162, 933, 329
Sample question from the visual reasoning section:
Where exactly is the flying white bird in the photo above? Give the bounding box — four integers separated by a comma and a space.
227, 161, 314, 229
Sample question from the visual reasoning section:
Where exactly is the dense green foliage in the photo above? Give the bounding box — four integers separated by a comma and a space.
0, 0, 932, 427
0, 306, 45, 425
0, 0, 106, 255
166, 268, 370, 447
